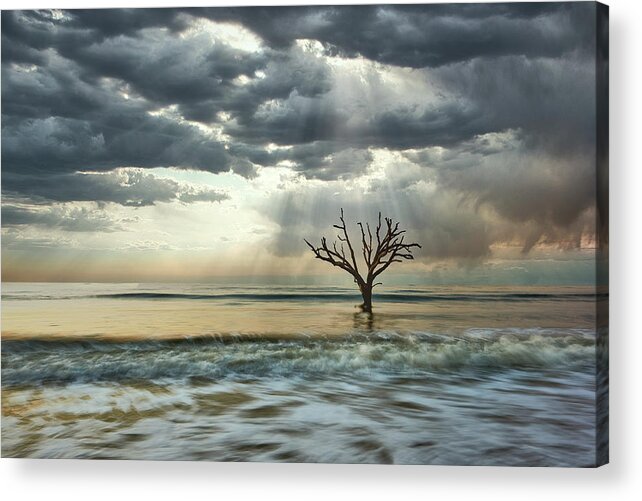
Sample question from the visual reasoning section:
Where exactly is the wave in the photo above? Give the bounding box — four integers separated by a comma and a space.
1, 330, 597, 386
98, 292, 601, 302
2, 291, 604, 303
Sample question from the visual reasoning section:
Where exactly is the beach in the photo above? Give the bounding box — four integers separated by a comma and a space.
1, 282, 603, 465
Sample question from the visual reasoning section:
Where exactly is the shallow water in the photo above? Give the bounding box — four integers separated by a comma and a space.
1, 283, 603, 465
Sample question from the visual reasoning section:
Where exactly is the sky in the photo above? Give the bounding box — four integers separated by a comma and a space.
1, 3, 606, 284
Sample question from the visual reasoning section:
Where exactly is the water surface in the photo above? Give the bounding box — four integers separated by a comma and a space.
1, 283, 601, 465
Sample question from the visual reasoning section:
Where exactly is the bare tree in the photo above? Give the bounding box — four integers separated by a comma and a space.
305, 209, 421, 313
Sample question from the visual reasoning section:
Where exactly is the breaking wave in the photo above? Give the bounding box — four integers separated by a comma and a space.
2, 329, 596, 386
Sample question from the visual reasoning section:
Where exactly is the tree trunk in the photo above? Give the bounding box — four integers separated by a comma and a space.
359, 282, 373, 313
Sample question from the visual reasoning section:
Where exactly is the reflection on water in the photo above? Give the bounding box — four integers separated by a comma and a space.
1, 283, 603, 465
353, 312, 375, 331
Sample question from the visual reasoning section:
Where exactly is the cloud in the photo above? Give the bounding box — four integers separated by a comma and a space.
63, 22, 267, 115
2, 203, 122, 232
1, 227, 77, 250
177, 187, 229, 204
2, 5, 597, 174
432, 55, 596, 157
193, 4, 593, 67
1, 106, 233, 176
259, 144, 596, 262
1, 4, 602, 267
2, 169, 229, 206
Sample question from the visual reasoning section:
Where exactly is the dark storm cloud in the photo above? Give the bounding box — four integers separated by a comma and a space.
430, 148, 596, 253
8, 3, 581, 70
438, 151, 595, 228
432, 55, 596, 157
224, 95, 347, 146
2, 39, 234, 178
1, 111, 232, 175
222, 92, 489, 152
1, 9, 187, 63
66, 8, 189, 37
1, 3, 600, 254
0, 8, 330, 115
2, 5, 597, 164
223, 49, 594, 154
208, 2, 597, 171
221, 47, 333, 123
193, 3, 593, 67
1, 8, 334, 187
64, 28, 267, 111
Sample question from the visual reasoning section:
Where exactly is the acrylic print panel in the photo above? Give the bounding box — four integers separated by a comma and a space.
0, 2, 608, 466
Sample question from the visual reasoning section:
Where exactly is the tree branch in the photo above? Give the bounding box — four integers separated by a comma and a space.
305, 209, 421, 293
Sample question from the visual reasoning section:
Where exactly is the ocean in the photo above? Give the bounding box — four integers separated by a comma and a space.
1, 282, 605, 465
